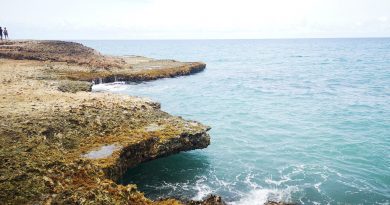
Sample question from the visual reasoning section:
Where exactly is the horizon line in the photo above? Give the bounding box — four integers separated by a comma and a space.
11, 36, 390, 41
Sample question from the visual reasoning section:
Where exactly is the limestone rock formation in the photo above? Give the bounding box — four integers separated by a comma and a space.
0, 41, 209, 204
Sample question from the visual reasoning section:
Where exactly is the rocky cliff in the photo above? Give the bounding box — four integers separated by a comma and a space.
0, 41, 215, 205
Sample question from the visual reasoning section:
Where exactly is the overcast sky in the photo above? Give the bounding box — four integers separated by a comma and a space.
1, 0, 390, 39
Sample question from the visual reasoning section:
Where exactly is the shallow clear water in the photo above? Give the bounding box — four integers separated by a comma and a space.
81, 39, 390, 204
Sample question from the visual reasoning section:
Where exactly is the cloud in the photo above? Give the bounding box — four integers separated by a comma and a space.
378, 16, 388, 22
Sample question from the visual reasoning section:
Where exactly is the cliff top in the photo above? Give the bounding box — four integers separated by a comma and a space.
0, 40, 124, 68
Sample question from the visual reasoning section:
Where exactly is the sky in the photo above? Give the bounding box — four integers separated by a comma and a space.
1, 0, 390, 40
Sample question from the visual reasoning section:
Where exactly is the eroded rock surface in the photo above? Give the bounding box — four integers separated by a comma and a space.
0, 41, 210, 204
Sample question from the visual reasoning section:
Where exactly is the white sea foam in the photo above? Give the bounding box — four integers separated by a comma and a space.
92, 82, 126, 92
192, 184, 212, 201
191, 177, 213, 201
229, 188, 295, 205
265, 175, 291, 186
244, 172, 259, 189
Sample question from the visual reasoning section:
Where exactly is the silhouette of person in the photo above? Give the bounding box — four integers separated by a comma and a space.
0, 27, 3, 40
4, 27, 8, 39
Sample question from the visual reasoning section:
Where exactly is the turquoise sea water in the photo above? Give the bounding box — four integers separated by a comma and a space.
81, 39, 390, 204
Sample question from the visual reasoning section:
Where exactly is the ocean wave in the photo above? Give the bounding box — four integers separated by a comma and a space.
229, 187, 297, 205
92, 82, 127, 92
192, 177, 213, 201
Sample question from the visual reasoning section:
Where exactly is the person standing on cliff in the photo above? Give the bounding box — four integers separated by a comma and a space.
4, 28, 8, 39
0, 27, 3, 40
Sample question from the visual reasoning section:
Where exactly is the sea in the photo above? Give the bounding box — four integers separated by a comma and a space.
79, 39, 390, 205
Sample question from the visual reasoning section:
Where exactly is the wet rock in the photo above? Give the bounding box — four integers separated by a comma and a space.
187, 195, 226, 205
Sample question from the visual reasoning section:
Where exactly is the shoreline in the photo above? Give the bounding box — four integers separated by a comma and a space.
0, 40, 288, 205
0, 40, 219, 204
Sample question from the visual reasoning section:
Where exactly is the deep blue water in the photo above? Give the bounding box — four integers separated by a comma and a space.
80, 39, 390, 205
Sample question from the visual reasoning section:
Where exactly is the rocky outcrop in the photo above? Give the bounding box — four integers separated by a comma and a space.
91, 61, 206, 83
187, 195, 226, 205
0, 41, 206, 82
105, 127, 210, 181
57, 80, 93, 93
0, 41, 210, 204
